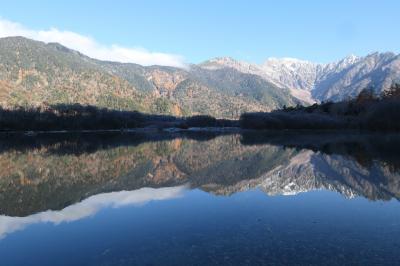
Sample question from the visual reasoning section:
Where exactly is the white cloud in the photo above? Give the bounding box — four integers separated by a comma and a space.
0, 18, 186, 68
0, 185, 187, 239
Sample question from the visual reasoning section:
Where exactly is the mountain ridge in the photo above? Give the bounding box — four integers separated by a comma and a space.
0, 36, 399, 118
0, 36, 301, 118
200, 52, 400, 103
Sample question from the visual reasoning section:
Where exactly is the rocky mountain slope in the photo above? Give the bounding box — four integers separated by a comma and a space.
0, 37, 158, 113
0, 37, 299, 118
201, 53, 400, 103
0, 36, 399, 117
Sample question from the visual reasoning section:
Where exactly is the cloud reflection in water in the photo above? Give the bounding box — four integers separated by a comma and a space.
0, 185, 187, 239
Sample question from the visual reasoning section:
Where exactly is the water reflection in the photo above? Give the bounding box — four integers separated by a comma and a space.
0, 132, 400, 265
0, 132, 399, 228
0, 186, 186, 239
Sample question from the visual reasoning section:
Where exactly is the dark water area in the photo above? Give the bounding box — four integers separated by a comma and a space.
0, 131, 399, 265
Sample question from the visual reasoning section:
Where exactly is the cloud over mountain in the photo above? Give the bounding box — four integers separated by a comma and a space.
0, 18, 186, 67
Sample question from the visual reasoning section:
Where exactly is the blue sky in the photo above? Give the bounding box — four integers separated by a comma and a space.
1, 0, 399, 65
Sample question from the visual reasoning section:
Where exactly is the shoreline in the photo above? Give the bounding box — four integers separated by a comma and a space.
0, 127, 398, 137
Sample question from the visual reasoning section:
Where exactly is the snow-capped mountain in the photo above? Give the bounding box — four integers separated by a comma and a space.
1, 37, 398, 117
199, 52, 400, 103
312, 52, 400, 101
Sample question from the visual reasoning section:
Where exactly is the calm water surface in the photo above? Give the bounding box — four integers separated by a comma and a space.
0, 132, 399, 266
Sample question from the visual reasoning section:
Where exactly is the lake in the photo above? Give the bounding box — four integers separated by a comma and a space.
0, 131, 399, 266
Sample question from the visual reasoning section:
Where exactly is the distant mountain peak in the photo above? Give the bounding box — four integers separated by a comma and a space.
199, 56, 245, 69
197, 52, 400, 104
331, 54, 360, 66
264, 57, 315, 65
344, 53, 359, 60
198, 56, 262, 75
208, 56, 238, 63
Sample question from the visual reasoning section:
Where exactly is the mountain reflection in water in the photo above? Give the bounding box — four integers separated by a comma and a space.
0, 132, 399, 216
0, 131, 399, 265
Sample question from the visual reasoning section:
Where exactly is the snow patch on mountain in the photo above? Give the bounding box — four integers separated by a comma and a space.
199, 53, 400, 103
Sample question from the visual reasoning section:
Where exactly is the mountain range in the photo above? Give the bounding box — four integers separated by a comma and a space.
202, 53, 400, 103
0, 36, 399, 118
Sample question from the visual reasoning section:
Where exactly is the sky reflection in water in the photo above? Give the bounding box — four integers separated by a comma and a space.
0, 132, 399, 265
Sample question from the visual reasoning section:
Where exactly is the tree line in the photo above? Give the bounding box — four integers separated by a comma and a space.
0, 84, 399, 132
240, 83, 400, 131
